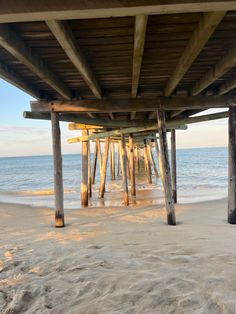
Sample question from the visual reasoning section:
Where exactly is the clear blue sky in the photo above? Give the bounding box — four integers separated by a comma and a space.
0, 79, 228, 157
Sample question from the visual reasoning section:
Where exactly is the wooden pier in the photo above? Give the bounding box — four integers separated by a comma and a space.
0, 1, 236, 226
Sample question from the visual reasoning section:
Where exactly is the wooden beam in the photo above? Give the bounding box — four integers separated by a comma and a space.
88, 113, 96, 119
46, 20, 101, 99
132, 15, 148, 98
0, 60, 41, 99
119, 136, 129, 206
91, 140, 98, 184
164, 11, 225, 96
108, 112, 114, 120
99, 137, 109, 198
143, 139, 152, 184
81, 130, 88, 207
68, 123, 187, 143
228, 107, 236, 224
191, 46, 236, 95
97, 139, 103, 176
0, 1, 235, 23
157, 110, 176, 225
68, 123, 103, 130
0, 24, 70, 99
110, 143, 115, 180
88, 140, 92, 198
147, 141, 159, 178
130, 112, 136, 120
219, 75, 236, 95
129, 134, 136, 196
31, 95, 236, 113
171, 130, 177, 203
51, 112, 64, 227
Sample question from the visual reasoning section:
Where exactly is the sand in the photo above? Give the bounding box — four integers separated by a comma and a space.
0, 196, 236, 313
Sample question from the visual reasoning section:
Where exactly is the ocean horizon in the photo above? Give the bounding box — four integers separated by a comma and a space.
0, 146, 228, 208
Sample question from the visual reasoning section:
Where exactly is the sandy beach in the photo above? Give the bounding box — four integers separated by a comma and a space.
1, 196, 236, 313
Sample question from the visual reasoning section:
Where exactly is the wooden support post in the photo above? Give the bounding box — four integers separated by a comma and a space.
91, 140, 98, 184
51, 111, 65, 227
99, 137, 109, 198
144, 140, 152, 184
117, 142, 120, 176
88, 140, 92, 198
171, 130, 177, 203
81, 130, 89, 207
97, 139, 102, 176
148, 141, 159, 178
110, 142, 115, 180
119, 135, 129, 205
228, 107, 236, 224
157, 110, 176, 225
129, 134, 136, 196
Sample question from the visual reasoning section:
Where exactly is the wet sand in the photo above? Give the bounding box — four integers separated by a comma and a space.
0, 196, 235, 313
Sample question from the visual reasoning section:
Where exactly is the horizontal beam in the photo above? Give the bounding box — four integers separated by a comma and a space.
23, 111, 157, 128
191, 46, 236, 95
30, 95, 236, 113
46, 20, 101, 99
0, 1, 235, 23
0, 24, 70, 99
164, 11, 225, 96
68, 124, 187, 143
0, 60, 41, 99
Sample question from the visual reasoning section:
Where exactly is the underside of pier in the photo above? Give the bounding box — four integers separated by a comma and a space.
1, 1, 236, 226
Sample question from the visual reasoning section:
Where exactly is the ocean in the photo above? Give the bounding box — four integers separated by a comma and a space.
0, 147, 228, 208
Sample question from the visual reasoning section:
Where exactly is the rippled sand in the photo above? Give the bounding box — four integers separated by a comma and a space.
0, 196, 235, 313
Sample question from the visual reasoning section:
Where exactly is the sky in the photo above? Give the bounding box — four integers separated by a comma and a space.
0, 79, 228, 157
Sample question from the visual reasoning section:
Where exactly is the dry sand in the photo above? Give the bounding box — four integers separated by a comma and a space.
0, 196, 236, 313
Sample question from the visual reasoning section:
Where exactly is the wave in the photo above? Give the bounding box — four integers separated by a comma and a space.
2, 188, 75, 197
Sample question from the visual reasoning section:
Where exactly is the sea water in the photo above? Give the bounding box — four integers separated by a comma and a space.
0, 147, 227, 208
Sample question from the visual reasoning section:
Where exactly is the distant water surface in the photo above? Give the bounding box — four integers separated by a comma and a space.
0, 147, 227, 208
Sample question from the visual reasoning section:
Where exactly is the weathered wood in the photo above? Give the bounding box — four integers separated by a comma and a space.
46, 20, 101, 99
99, 137, 109, 198
97, 139, 103, 176
191, 46, 236, 95
132, 15, 148, 98
110, 142, 116, 180
157, 110, 176, 225
0, 24, 70, 99
68, 123, 187, 143
135, 146, 140, 173
147, 141, 159, 178
164, 11, 225, 96
143, 140, 152, 184
119, 136, 129, 206
88, 140, 92, 198
0, 60, 41, 99
91, 140, 98, 184
228, 107, 236, 224
219, 75, 236, 95
171, 130, 177, 203
0, 1, 236, 23
51, 111, 64, 227
153, 138, 162, 179
130, 112, 136, 120
117, 142, 120, 176
30, 96, 236, 113
68, 123, 103, 130
108, 112, 114, 120
81, 130, 88, 207
129, 134, 136, 196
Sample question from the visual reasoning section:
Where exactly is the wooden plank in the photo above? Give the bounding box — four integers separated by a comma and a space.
110, 142, 116, 180
30, 96, 236, 113
0, 1, 235, 23
164, 11, 225, 96
132, 15, 148, 98
191, 46, 236, 95
129, 134, 136, 196
157, 110, 176, 225
171, 130, 177, 203
0, 60, 41, 99
144, 139, 152, 184
99, 137, 109, 198
91, 140, 98, 184
51, 112, 65, 227
119, 135, 129, 206
0, 24, 70, 99
68, 123, 103, 130
219, 75, 236, 95
81, 130, 88, 207
46, 20, 101, 99
228, 107, 236, 224
97, 139, 103, 176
